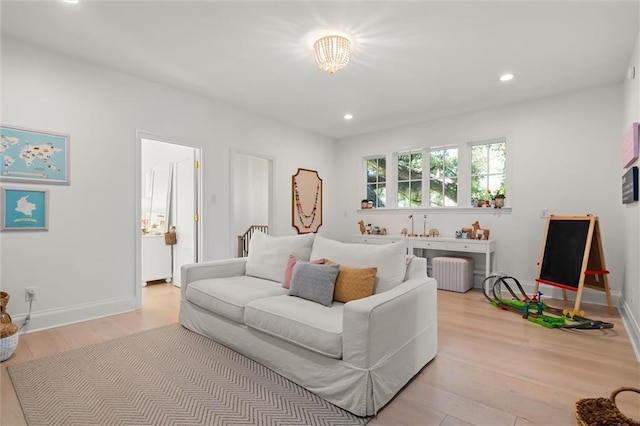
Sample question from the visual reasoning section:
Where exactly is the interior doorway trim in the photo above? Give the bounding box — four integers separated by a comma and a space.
135, 130, 202, 309
229, 150, 274, 257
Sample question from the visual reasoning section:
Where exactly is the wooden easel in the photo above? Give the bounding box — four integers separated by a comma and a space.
533, 215, 613, 315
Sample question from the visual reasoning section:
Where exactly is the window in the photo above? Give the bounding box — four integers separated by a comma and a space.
362, 138, 507, 210
471, 141, 506, 201
429, 147, 458, 206
397, 152, 422, 207
366, 157, 386, 207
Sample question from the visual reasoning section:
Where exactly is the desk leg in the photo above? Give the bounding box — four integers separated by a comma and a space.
485, 252, 491, 277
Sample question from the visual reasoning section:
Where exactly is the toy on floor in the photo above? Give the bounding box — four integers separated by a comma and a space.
482, 274, 614, 330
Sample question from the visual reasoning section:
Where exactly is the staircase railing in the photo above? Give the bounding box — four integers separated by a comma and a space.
237, 225, 269, 257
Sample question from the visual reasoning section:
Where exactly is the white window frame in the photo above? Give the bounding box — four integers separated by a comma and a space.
364, 155, 389, 208
395, 149, 425, 208
360, 135, 509, 210
428, 144, 459, 207
468, 137, 508, 206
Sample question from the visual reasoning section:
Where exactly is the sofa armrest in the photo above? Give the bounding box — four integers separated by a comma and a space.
181, 258, 248, 298
342, 276, 437, 368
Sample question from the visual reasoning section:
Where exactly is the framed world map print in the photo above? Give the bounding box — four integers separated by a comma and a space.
1, 188, 49, 231
0, 125, 70, 185
292, 168, 322, 234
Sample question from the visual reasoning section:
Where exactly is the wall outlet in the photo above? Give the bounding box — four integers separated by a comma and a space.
540, 209, 549, 218
25, 287, 38, 302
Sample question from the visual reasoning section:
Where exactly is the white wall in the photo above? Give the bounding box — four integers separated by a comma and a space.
1, 37, 339, 331
622, 28, 640, 358
336, 85, 625, 305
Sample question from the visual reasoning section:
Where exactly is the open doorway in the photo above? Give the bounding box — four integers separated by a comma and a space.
230, 152, 272, 255
138, 136, 201, 301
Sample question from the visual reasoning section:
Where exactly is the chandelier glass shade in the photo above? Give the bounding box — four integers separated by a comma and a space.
313, 35, 352, 75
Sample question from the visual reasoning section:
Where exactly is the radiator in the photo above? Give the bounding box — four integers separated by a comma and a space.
432, 256, 474, 293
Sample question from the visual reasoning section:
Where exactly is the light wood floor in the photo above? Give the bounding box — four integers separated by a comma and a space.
1, 284, 638, 426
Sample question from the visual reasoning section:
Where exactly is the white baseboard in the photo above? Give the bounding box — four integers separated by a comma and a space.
619, 298, 640, 362
12, 296, 137, 334
474, 277, 621, 308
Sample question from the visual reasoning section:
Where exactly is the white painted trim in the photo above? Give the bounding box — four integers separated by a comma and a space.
619, 297, 640, 362
495, 279, 621, 307
134, 131, 143, 310
357, 207, 512, 215
135, 130, 203, 308
13, 296, 137, 334
229, 149, 274, 255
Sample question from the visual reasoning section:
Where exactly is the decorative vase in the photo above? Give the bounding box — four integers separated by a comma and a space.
494, 197, 505, 208
0, 291, 12, 327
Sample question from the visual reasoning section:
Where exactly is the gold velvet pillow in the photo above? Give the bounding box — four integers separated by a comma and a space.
326, 260, 377, 303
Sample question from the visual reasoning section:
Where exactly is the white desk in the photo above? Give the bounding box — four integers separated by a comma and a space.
352, 235, 496, 277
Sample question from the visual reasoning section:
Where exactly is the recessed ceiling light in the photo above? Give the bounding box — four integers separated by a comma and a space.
499, 73, 515, 82
343, 114, 354, 120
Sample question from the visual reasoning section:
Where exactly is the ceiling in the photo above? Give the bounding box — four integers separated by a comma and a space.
1, 1, 639, 139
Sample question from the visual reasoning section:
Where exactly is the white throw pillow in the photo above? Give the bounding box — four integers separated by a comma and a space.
310, 235, 407, 294
245, 231, 315, 283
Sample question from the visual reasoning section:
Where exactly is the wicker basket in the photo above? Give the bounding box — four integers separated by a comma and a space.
576, 387, 640, 426
0, 333, 18, 362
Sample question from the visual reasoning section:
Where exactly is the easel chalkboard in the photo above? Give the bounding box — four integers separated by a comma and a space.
534, 215, 613, 314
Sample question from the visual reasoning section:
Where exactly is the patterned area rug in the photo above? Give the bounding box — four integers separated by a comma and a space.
8, 324, 369, 426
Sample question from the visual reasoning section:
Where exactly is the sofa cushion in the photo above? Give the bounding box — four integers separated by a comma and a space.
186, 275, 287, 323
244, 295, 343, 359
245, 231, 315, 283
288, 262, 340, 306
310, 235, 407, 294
282, 255, 326, 289
329, 263, 377, 303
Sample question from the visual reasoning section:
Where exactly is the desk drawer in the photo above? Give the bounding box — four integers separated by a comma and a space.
352, 236, 401, 245
413, 240, 447, 250
446, 241, 487, 253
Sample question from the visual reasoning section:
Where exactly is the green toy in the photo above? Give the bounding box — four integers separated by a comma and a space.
482, 274, 613, 330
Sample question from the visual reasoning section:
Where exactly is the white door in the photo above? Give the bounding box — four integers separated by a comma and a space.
173, 153, 198, 287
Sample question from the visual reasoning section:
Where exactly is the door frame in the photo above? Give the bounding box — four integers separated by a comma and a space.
229, 150, 274, 256
135, 130, 202, 309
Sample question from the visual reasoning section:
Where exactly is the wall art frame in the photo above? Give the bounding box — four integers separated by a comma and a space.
1, 187, 49, 231
292, 168, 323, 234
0, 125, 70, 185
622, 122, 639, 168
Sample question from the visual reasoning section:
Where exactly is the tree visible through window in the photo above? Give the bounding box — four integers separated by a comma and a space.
429, 147, 458, 206
471, 141, 506, 202
397, 152, 422, 207
366, 157, 386, 207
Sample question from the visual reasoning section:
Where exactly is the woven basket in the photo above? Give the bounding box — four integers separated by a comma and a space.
0, 333, 18, 362
576, 387, 640, 426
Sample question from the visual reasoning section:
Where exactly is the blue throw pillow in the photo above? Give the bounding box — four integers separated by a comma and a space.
289, 261, 340, 307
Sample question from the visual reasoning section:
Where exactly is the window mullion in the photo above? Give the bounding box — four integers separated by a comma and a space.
389, 153, 398, 208
458, 144, 472, 207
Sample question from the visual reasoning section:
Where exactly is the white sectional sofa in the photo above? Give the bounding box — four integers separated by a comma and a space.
179, 232, 438, 417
